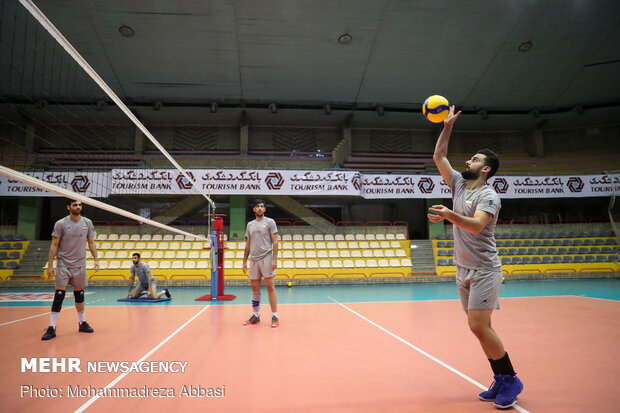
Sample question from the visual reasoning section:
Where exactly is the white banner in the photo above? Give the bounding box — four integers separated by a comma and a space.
110, 169, 362, 196
0, 171, 110, 198
2, 169, 619, 199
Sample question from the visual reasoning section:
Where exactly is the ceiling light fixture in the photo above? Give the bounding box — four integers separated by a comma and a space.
376, 106, 385, 116
268, 103, 277, 114
210, 102, 218, 114
119, 25, 135, 38
518, 41, 533, 52
478, 109, 488, 120
153, 101, 163, 111
323, 104, 332, 115
338, 34, 352, 45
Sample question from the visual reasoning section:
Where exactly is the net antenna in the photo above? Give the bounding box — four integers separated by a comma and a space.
16, 0, 216, 213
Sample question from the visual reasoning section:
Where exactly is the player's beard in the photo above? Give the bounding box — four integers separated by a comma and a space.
461, 168, 480, 180
255, 211, 264, 218
69, 207, 82, 217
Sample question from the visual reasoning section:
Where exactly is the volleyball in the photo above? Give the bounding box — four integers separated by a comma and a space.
287, 282, 292, 287
423, 95, 450, 123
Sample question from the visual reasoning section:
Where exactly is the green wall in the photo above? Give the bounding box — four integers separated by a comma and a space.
229, 195, 247, 241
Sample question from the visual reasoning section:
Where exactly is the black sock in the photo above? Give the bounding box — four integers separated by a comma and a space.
488, 358, 500, 375
494, 352, 516, 376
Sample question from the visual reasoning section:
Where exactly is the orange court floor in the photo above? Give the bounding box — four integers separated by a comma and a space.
1, 279, 619, 413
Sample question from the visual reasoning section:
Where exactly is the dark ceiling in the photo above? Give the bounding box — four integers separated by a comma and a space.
2, 0, 620, 131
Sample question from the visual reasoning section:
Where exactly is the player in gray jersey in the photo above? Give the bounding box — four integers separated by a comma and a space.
42, 199, 99, 340
127, 253, 170, 299
242, 199, 279, 327
428, 106, 523, 409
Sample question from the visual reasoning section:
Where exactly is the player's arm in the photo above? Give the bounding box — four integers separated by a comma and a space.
46, 236, 60, 279
242, 236, 251, 274
271, 232, 278, 270
87, 236, 99, 272
433, 106, 461, 186
428, 205, 493, 235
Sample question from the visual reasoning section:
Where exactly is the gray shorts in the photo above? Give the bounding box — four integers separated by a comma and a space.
249, 252, 275, 280
137, 278, 157, 293
456, 267, 502, 311
55, 266, 88, 290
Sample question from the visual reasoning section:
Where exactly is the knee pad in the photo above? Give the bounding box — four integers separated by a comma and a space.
51, 290, 66, 312
74, 289, 85, 303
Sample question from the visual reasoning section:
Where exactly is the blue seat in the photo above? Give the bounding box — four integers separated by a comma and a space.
552, 256, 562, 263
447, 258, 454, 265
584, 239, 594, 246
562, 256, 573, 263
5, 261, 18, 269
542, 240, 552, 246
537, 247, 548, 255
496, 240, 504, 247
578, 232, 588, 238
517, 248, 527, 255
557, 247, 567, 255
511, 257, 522, 264
446, 241, 454, 248
590, 247, 601, 254
578, 247, 589, 254
549, 232, 559, 238
448, 249, 454, 256
558, 232, 568, 238
511, 233, 520, 239
608, 256, 619, 263
0, 251, 7, 260
531, 256, 542, 264
601, 247, 612, 253
532, 240, 542, 246
552, 240, 562, 246
596, 255, 607, 262
521, 257, 532, 264
568, 232, 578, 238
508, 248, 518, 255
447, 234, 454, 240
8, 251, 20, 259
594, 239, 605, 245
1, 234, 15, 241
606, 238, 617, 245
0, 242, 10, 249
11, 242, 23, 249
574, 256, 584, 263
572, 239, 583, 246
0, 262, 4, 269
526, 232, 537, 239
495, 233, 506, 239
600, 230, 612, 237
499, 248, 508, 255
568, 247, 578, 254
585, 255, 595, 263
437, 234, 447, 240
438, 249, 448, 256
542, 256, 552, 264
513, 240, 523, 247
527, 248, 537, 255
14, 234, 27, 241
501, 257, 512, 265
547, 247, 558, 255
562, 239, 572, 246
437, 258, 448, 266
539, 232, 549, 238
437, 241, 446, 248
523, 240, 533, 246
504, 240, 514, 247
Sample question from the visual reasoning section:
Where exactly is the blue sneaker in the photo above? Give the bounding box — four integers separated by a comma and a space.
479, 375, 503, 401
494, 374, 523, 409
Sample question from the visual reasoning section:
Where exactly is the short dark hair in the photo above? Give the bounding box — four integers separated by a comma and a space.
477, 149, 500, 179
67, 199, 79, 206
132, 252, 140, 258
252, 198, 265, 208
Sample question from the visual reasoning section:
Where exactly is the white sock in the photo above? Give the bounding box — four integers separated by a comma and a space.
272, 312, 278, 318
78, 311, 85, 323
50, 311, 60, 328
253, 312, 260, 318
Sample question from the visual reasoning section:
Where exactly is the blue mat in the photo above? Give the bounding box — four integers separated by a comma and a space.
117, 297, 171, 303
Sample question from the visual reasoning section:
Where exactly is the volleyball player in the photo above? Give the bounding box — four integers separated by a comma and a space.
428, 106, 524, 409
42, 199, 98, 340
242, 199, 279, 327
126, 253, 170, 299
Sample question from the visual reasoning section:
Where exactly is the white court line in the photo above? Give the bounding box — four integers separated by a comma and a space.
75, 305, 210, 413
327, 296, 529, 413
0, 311, 50, 326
